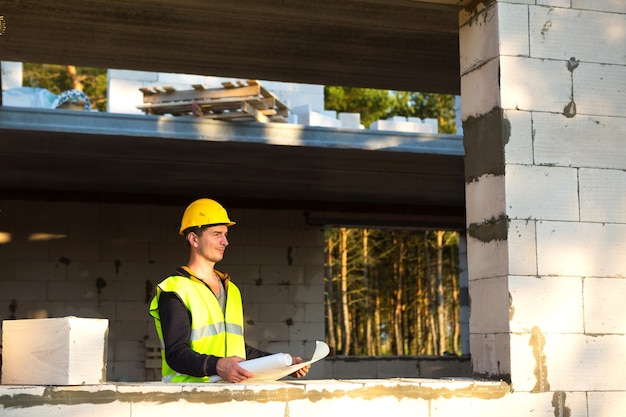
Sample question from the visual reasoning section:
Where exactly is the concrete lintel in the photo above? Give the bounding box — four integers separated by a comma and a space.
0, 107, 464, 156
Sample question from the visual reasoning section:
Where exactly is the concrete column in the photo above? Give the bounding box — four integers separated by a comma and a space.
460, 0, 626, 400
460, 2, 513, 381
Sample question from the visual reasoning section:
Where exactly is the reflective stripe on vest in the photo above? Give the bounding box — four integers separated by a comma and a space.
149, 271, 246, 383
191, 321, 244, 341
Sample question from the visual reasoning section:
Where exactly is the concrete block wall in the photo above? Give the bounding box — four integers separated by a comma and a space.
0, 199, 325, 382
370, 116, 438, 134
0, 379, 512, 417
461, 1, 626, 413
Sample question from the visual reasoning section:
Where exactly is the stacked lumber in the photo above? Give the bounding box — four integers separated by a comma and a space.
137, 80, 288, 123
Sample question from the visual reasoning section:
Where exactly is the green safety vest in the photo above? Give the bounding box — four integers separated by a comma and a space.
149, 269, 246, 382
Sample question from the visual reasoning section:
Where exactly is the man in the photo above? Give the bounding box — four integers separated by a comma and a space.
149, 198, 310, 383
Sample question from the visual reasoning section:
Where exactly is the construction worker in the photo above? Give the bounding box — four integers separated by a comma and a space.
149, 198, 310, 383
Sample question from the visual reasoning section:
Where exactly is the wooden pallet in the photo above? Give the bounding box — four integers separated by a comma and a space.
137, 80, 289, 123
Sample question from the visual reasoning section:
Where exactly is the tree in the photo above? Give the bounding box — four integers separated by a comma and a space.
325, 86, 456, 133
325, 227, 461, 357
392, 232, 404, 355
324, 229, 337, 353
362, 229, 375, 355
339, 227, 351, 355
435, 231, 446, 354
324, 86, 393, 128
390, 92, 457, 134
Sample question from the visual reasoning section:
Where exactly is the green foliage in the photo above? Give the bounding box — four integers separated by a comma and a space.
324, 86, 457, 133
22, 63, 108, 112
324, 86, 393, 128
390, 91, 457, 134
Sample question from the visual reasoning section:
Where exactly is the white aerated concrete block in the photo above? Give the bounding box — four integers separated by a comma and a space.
500, 56, 571, 113
465, 173, 505, 225
503, 110, 533, 165
509, 276, 583, 334
1, 62, 23, 90
584, 277, 626, 334
466, 236, 508, 281
338, 112, 362, 129
580, 168, 626, 224
468, 276, 510, 334
2, 317, 109, 385
589, 391, 626, 417
290, 104, 341, 128
511, 333, 626, 392
537, 221, 626, 277
370, 117, 436, 133
507, 220, 537, 276
530, 6, 626, 65
505, 165, 579, 222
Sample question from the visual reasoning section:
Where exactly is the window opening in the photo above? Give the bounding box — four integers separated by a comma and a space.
324, 227, 463, 357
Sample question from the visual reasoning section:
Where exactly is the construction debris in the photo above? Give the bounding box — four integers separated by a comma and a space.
137, 80, 288, 123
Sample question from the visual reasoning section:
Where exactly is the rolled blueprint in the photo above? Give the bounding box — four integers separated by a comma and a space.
239, 353, 293, 374
209, 341, 329, 383
208, 353, 292, 382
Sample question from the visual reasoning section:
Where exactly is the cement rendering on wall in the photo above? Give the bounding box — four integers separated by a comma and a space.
0, 379, 512, 417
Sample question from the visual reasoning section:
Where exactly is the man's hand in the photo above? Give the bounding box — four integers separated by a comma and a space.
289, 356, 310, 378
216, 356, 254, 383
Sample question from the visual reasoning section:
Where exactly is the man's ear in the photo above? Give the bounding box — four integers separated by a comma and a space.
187, 231, 198, 247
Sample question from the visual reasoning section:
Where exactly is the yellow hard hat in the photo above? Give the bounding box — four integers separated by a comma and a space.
179, 198, 235, 235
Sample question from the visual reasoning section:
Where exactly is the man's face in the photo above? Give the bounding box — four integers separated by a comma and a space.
195, 225, 229, 263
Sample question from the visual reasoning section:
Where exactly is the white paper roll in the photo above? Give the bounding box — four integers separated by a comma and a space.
239, 353, 293, 374
209, 341, 329, 383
